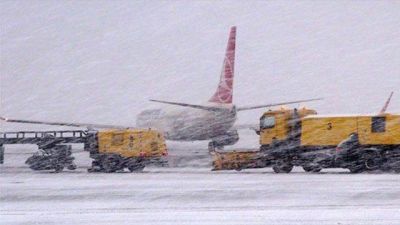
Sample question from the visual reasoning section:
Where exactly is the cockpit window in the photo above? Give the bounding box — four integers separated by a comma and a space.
261, 116, 275, 129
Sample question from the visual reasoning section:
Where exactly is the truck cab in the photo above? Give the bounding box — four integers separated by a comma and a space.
259, 108, 317, 148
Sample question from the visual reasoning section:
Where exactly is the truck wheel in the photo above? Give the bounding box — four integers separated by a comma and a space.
67, 163, 77, 170
127, 163, 145, 172
128, 164, 145, 172
272, 166, 281, 173
101, 155, 122, 173
54, 164, 64, 173
363, 152, 382, 171
127, 158, 145, 172
348, 164, 365, 173
389, 161, 400, 173
302, 165, 321, 173
273, 162, 293, 173
234, 165, 242, 171
88, 160, 101, 172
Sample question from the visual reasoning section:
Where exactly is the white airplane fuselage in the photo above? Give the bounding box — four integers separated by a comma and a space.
136, 104, 236, 141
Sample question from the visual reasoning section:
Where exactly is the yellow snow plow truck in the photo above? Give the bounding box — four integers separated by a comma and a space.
87, 129, 168, 172
212, 107, 400, 173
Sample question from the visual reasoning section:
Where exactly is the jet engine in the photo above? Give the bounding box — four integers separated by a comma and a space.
209, 129, 239, 151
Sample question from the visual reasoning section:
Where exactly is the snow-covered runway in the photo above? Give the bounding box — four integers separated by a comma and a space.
1, 146, 399, 225
1, 1, 400, 224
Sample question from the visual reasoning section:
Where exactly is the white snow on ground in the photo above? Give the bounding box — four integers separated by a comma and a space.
2, 166, 400, 225
1, 131, 400, 225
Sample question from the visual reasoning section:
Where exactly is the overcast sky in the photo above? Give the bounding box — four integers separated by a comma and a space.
1, 0, 399, 130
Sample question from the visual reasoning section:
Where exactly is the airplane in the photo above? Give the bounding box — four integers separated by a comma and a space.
1, 26, 321, 151
135, 26, 321, 150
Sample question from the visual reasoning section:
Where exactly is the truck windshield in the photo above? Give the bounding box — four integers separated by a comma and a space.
261, 116, 275, 129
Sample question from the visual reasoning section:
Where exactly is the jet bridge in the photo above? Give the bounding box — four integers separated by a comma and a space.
0, 130, 88, 145
0, 130, 90, 170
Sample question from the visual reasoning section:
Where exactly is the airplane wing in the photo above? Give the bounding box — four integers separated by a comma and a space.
149, 99, 225, 112
234, 123, 259, 131
150, 98, 322, 112
0, 116, 130, 129
236, 98, 323, 111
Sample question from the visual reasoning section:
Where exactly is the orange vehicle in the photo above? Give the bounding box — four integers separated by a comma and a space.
87, 129, 168, 172
213, 96, 400, 173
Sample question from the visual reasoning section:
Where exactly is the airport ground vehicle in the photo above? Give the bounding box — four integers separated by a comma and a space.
25, 145, 76, 172
0, 129, 167, 173
212, 107, 400, 173
87, 129, 168, 172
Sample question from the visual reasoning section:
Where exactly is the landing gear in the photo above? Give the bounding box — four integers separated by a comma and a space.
208, 142, 215, 152
209, 130, 240, 153
208, 141, 224, 152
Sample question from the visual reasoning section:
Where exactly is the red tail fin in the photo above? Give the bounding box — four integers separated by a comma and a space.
209, 26, 236, 104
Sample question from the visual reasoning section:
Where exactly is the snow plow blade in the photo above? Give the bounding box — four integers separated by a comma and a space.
211, 150, 268, 171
